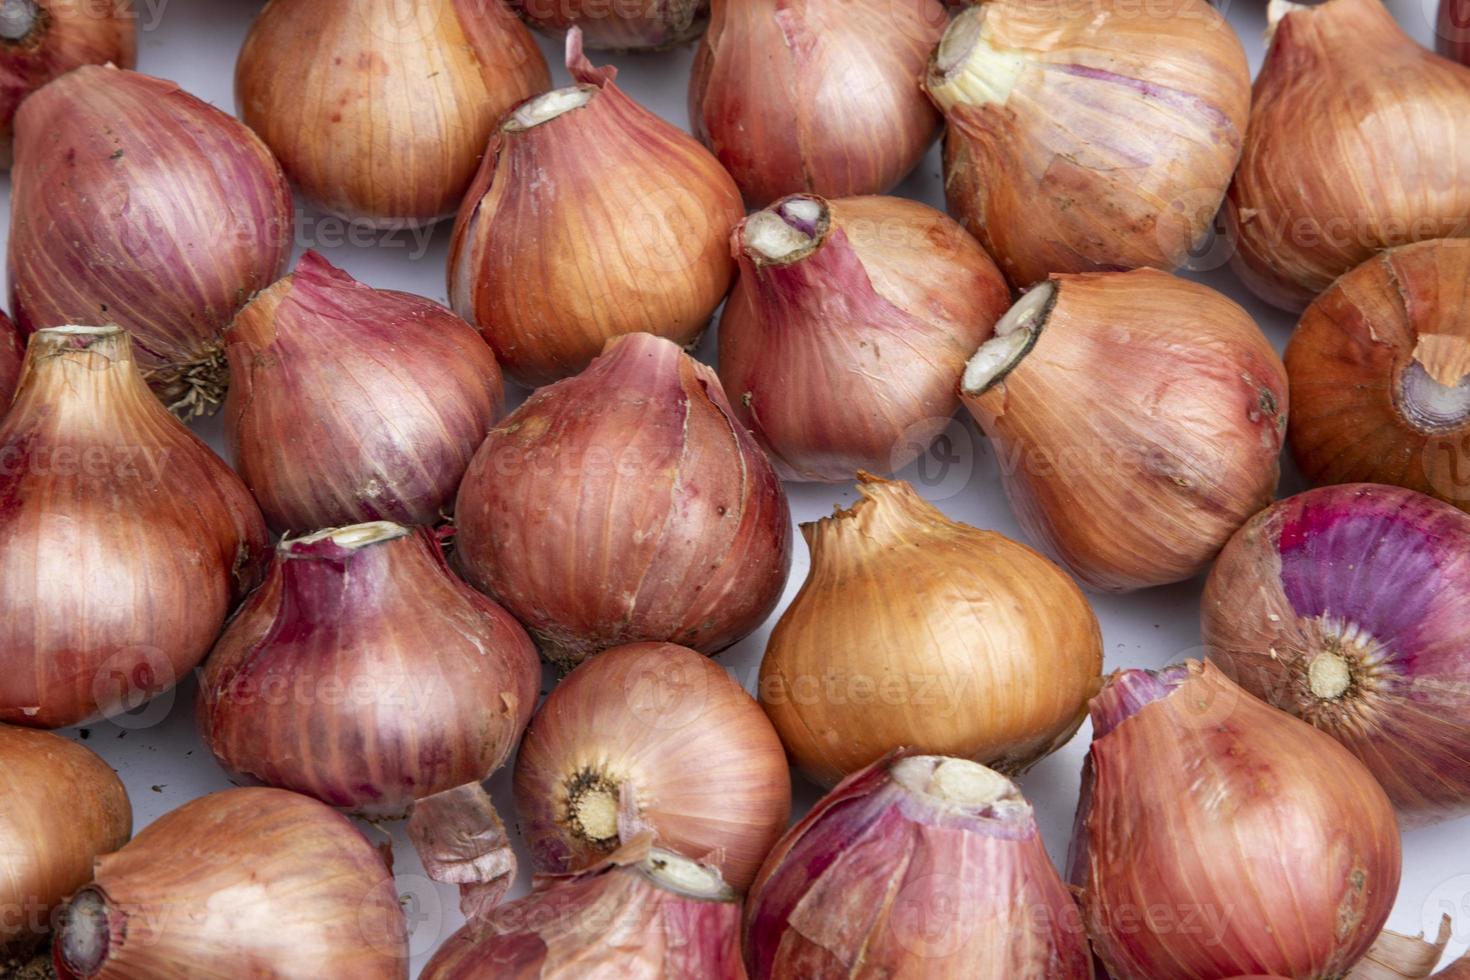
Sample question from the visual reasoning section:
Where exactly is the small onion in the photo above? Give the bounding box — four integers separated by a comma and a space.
759, 475, 1103, 788
1071, 662, 1401, 980
52, 788, 407, 979
0, 327, 269, 729
509, 0, 709, 51
688, 0, 945, 207
455, 332, 791, 671
960, 269, 1287, 592
223, 251, 505, 534
449, 30, 743, 385
1444, 0, 1470, 64
0, 307, 21, 406
745, 753, 1092, 979
513, 642, 791, 891
718, 193, 1011, 482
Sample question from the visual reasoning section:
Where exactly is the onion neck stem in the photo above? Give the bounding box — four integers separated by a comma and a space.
0, 0, 39, 43
926, 5, 1025, 112
742, 196, 828, 267
640, 850, 734, 902
56, 888, 112, 979
962, 282, 1055, 395
503, 85, 595, 132
1398, 359, 1470, 431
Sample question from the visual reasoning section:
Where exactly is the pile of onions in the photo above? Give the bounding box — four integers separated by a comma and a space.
1071, 662, 1401, 979
0, 0, 135, 167
9, 66, 293, 416
923, 0, 1249, 288
1203, 484, 1470, 825
745, 753, 1091, 979
514, 642, 790, 891
52, 788, 407, 979
1445, 0, 1470, 64
455, 332, 791, 671
759, 475, 1102, 788
236, 0, 548, 226
1285, 239, 1470, 508
960, 269, 1287, 592
1227, 0, 1470, 311
0, 309, 21, 405
717, 193, 1011, 482
688, 0, 945, 207
509, 0, 710, 51
223, 251, 505, 533
0, 725, 130, 955
448, 31, 743, 385
0, 327, 268, 729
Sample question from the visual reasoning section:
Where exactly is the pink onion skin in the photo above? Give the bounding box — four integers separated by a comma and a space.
1071, 662, 1401, 980
0, 308, 21, 407
455, 332, 792, 671
1445, 0, 1470, 64
0, 327, 269, 730
1203, 484, 1470, 826
509, 0, 710, 51
9, 66, 293, 417
745, 753, 1093, 980
197, 523, 539, 817
223, 251, 505, 534
688, 0, 944, 208
718, 194, 1011, 482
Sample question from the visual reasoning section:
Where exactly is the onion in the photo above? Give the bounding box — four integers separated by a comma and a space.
1071, 662, 1401, 980
513, 642, 791, 891
1203, 484, 1470, 825
0, 326, 269, 729
508, 0, 709, 51
960, 269, 1287, 592
923, 0, 1249, 288
0, 724, 130, 955
455, 332, 791, 671
1445, 0, 1470, 64
0, 308, 21, 407
52, 787, 407, 979
759, 475, 1103, 788
223, 251, 505, 534
448, 29, 743, 385
718, 194, 1011, 482
1227, 0, 1470, 311
745, 753, 1092, 979
236, 0, 548, 227
688, 0, 944, 207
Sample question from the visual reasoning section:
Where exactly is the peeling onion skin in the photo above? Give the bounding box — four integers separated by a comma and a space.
759, 475, 1103, 788
1203, 484, 1470, 826
1226, 0, 1470, 312
52, 788, 408, 980
513, 642, 791, 891
0, 307, 21, 406
1444, 0, 1470, 64
961, 269, 1287, 593
236, 0, 548, 227
0, 725, 130, 956
509, 0, 709, 51
448, 30, 743, 385
0, 327, 269, 730
0, 0, 136, 168
454, 332, 792, 672
1285, 240, 1470, 510
688, 0, 944, 208
223, 251, 505, 534
718, 194, 1011, 482
1071, 662, 1401, 980
745, 753, 1092, 980
923, 0, 1249, 289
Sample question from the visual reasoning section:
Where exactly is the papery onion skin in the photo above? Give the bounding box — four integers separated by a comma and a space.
0, 0, 136, 168
688, 0, 944, 208
759, 475, 1103, 788
224, 251, 505, 534
0, 307, 21, 406
923, 0, 1249, 288
1071, 662, 1401, 980
513, 642, 791, 891
1226, 0, 1470, 312
52, 787, 408, 980
1285, 240, 1470, 510
448, 31, 743, 385
0, 327, 269, 730
198, 522, 539, 817
1444, 0, 1470, 64
9, 66, 293, 417
1203, 484, 1470, 825
718, 194, 1011, 482
455, 332, 791, 671
236, 0, 548, 226
509, 0, 709, 51
746, 753, 1092, 979
961, 269, 1287, 592
0, 725, 130, 955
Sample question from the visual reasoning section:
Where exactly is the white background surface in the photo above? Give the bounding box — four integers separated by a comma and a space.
14, 0, 1470, 974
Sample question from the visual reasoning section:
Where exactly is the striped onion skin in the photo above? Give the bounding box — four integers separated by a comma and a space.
509, 0, 710, 51
0, 308, 21, 407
